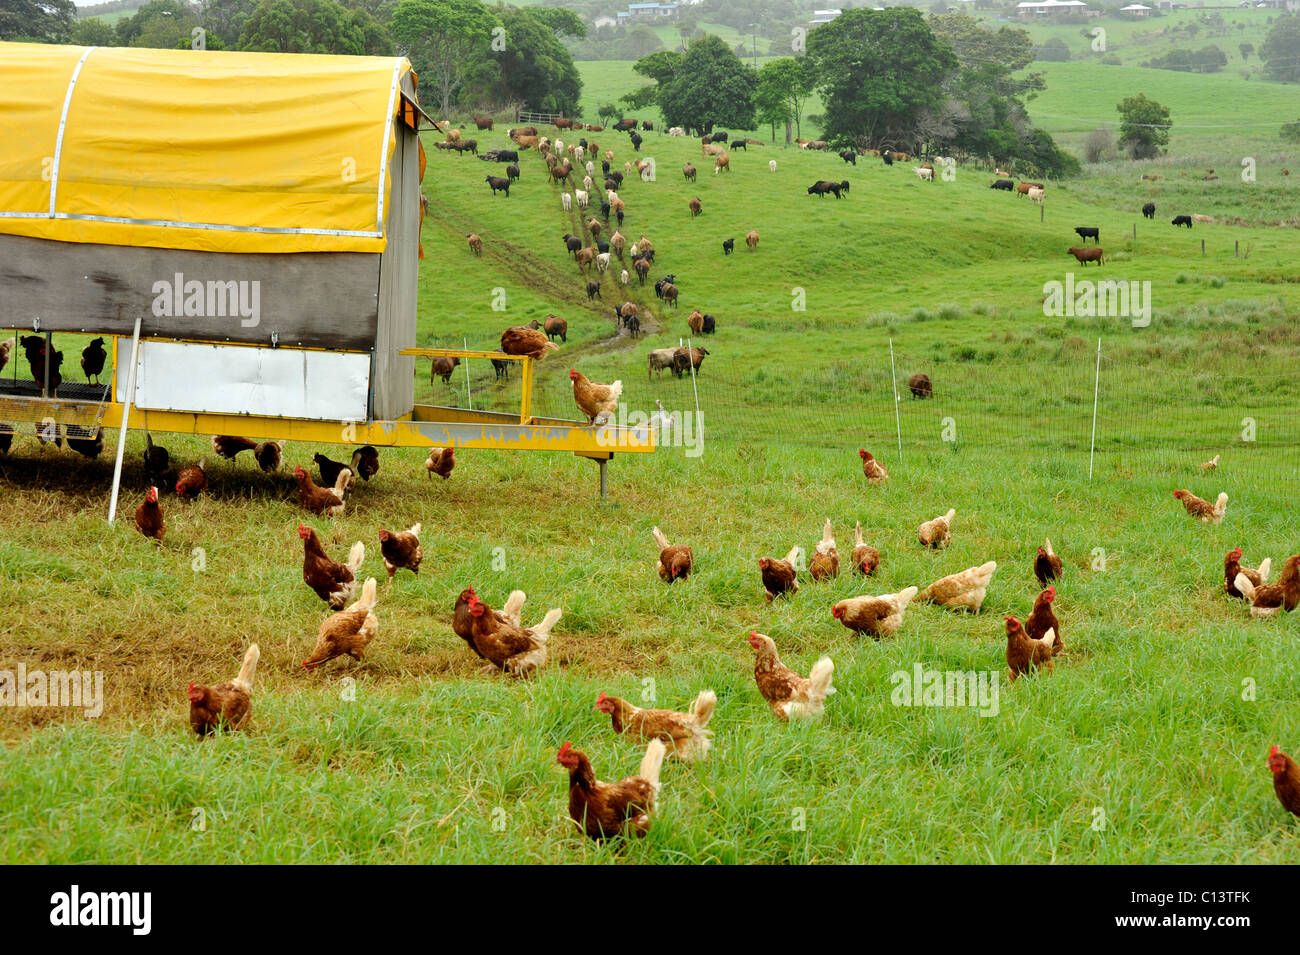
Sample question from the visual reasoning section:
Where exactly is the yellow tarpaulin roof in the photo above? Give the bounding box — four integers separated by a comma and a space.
0, 42, 415, 253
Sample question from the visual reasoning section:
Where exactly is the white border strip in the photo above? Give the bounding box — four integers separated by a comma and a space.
375, 58, 402, 235
49, 45, 97, 215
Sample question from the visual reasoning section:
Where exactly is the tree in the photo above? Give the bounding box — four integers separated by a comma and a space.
0, 0, 75, 42
1239, 42, 1253, 61
200, 0, 261, 48
805, 8, 958, 149
70, 16, 119, 45
1034, 36, 1071, 61
1116, 93, 1170, 160
756, 57, 813, 141
117, 0, 198, 48
239, 0, 388, 55
655, 34, 756, 134
465, 6, 582, 115
597, 102, 620, 125
1261, 14, 1300, 83
1082, 127, 1112, 163
389, 0, 499, 119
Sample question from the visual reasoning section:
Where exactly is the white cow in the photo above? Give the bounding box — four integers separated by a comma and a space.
583, 175, 593, 192
1028, 186, 1045, 203
574, 189, 589, 209
585, 160, 595, 177
769, 159, 777, 173
561, 192, 572, 211
596, 252, 611, 273
913, 166, 934, 182
668, 126, 686, 136
620, 269, 630, 285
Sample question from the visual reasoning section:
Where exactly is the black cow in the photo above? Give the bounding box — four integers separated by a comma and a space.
484, 175, 510, 196
807, 180, 842, 198
630, 132, 643, 151
990, 179, 1015, 191
586, 281, 602, 301
496, 149, 519, 163
1074, 227, 1099, 244
642, 121, 653, 131
596, 240, 610, 254
655, 274, 678, 299
564, 233, 582, 256
722, 237, 735, 255
609, 171, 624, 187
600, 200, 611, 221
602, 160, 611, 175
505, 163, 519, 182
614, 118, 637, 132
730, 139, 748, 151
711, 131, 729, 144
1172, 215, 1193, 228
701, 314, 715, 334
624, 314, 641, 337
491, 358, 511, 380
840, 180, 851, 196
882, 151, 894, 166
616, 208, 624, 227
1142, 202, 1156, 220
839, 149, 857, 165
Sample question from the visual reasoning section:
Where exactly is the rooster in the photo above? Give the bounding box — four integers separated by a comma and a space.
1269, 746, 1300, 817
850, 522, 880, 576
299, 524, 364, 609
809, 519, 839, 581
1235, 555, 1300, 618
594, 689, 715, 760
759, 546, 801, 600
1173, 489, 1227, 524
919, 561, 997, 613
175, 458, 208, 500
350, 445, 379, 482
1004, 616, 1054, 682
302, 578, 379, 670
1224, 547, 1271, 599
652, 526, 692, 582
188, 644, 259, 736
918, 508, 955, 548
501, 326, 558, 360
452, 587, 525, 659
379, 524, 422, 580
134, 486, 165, 544
858, 448, 888, 483
425, 447, 455, 479
1026, 585, 1063, 653
831, 586, 918, 638
748, 632, 835, 720
467, 593, 561, 677
143, 432, 170, 486
1034, 538, 1062, 586
570, 368, 622, 426
558, 739, 666, 840
294, 465, 349, 516
1199, 454, 1220, 472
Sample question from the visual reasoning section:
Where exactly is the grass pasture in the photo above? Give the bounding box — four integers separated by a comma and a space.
2, 70, 1300, 865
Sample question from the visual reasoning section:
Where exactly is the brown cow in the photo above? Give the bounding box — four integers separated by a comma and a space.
473, 115, 494, 130
908, 373, 932, 399
467, 233, 482, 255
575, 247, 596, 271
714, 153, 730, 173
633, 258, 650, 285
554, 117, 574, 129
1068, 247, 1104, 266
543, 315, 567, 342
510, 126, 537, 138
513, 135, 539, 150
431, 356, 460, 384
688, 310, 704, 334
689, 197, 702, 217
588, 217, 602, 239
746, 229, 759, 252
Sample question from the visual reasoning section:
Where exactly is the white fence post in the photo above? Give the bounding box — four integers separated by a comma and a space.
889, 337, 902, 464
1089, 337, 1102, 482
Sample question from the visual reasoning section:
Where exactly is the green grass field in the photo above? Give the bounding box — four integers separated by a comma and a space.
2, 41, 1300, 864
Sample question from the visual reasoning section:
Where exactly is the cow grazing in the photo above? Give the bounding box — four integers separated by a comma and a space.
746, 229, 759, 252
908, 373, 932, 399
722, 237, 735, 255
648, 348, 677, 379
1074, 227, 1099, 244
1142, 202, 1156, 219
990, 179, 1014, 191
506, 163, 519, 182
1171, 215, 1193, 228
807, 180, 842, 198
467, 233, 482, 255
913, 166, 934, 182
839, 149, 857, 165
1028, 187, 1045, 203
484, 175, 510, 197
1068, 246, 1104, 266
689, 197, 702, 218
431, 355, 460, 384
730, 139, 748, 151
714, 153, 730, 173
630, 132, 643, 152
840, 180, 851, 196
702, 314, 715, 334
683, 162, 696, 182
491, 358, 511, 380
543, 315, 567, 342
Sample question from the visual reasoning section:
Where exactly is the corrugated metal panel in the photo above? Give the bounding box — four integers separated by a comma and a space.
115, 340, 369, 420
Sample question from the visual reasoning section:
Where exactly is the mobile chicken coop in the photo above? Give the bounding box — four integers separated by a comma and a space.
0, 43, 651, 505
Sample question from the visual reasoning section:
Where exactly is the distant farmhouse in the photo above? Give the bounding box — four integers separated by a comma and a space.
1016, 0, 1093, 15
614, 2, 680, 24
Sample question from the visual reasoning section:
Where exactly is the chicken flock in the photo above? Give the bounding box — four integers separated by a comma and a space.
121, 433, 1300, 836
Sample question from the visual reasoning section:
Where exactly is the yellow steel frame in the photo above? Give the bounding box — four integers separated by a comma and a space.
34, 341, 656, 457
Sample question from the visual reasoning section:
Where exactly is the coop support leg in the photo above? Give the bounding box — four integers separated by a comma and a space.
598, 457, 607, 499
107, 314, 143, 524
